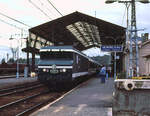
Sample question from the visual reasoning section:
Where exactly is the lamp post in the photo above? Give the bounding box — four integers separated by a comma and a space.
9, 30, 23, 78
105, 0, 150, 78
9, 36, 20, 78
16, 38, 19, 78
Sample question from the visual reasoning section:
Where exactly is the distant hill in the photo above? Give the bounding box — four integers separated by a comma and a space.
91, 55, 111, 66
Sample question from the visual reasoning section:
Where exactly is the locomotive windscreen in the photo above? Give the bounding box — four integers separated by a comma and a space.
40, 51, 73, 60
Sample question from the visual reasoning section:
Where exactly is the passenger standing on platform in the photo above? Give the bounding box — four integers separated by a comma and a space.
106, 67, 108, 80
106, 72, 108, 80
99, 66, 106, 83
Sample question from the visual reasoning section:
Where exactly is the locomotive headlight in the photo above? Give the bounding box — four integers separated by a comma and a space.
62, 68, 66, 72
43, 68, 46, 72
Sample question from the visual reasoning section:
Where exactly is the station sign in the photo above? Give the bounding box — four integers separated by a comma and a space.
101, 45, 123, 52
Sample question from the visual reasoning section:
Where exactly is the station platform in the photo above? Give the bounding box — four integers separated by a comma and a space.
0, 77, 37, 89
30, 77, 114, 116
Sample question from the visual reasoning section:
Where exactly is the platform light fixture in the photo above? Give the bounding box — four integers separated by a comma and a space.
9, 29, 25, 79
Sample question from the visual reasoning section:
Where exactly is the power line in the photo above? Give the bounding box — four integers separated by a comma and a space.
46, 0, 63, 16
0, 12, 31, 28
39, 0, 58, 18
0, 18, 27, 32
28, 0, 52, 20
121, 6, 126, 26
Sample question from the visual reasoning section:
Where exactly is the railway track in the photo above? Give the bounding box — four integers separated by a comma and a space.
0, 90, 63, 116
0, 81, 40, 94
0, 84, 44, 97
0, 80, 64, 116
0, 74, 24, 79
0, 76, 92, 116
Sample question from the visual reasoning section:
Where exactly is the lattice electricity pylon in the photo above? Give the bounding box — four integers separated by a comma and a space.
105, 0, 150, 78
129, 0, 139, 77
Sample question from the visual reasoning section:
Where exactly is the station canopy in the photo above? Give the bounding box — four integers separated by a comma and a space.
25, 11, 126, 54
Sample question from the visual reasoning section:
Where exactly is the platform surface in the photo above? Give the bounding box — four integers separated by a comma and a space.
31, 77, 114, 116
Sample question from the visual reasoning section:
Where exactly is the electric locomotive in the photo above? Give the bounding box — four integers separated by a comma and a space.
38, 46, 100, 89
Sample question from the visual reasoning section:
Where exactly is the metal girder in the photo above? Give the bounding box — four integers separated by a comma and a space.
81, 22, 97, 46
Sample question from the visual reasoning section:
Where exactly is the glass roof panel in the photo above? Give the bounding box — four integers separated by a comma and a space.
30, 33, 36, 40
66, 24, 88, 47
66, 21, 101, 48
35, 41, 41, 49
31, 40, 35, 48
46, 41, 53, 46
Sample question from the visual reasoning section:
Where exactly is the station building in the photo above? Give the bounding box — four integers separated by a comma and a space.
139, 39, 150, 76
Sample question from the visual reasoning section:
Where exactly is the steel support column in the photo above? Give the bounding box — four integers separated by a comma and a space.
32, 52, 35, 72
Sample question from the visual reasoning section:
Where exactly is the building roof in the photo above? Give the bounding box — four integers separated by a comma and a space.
141, 39, 150, 47
24, 11, 126, 53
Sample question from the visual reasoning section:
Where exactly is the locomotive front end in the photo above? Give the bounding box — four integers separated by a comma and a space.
37, 46, 74, 88
38, 64, 73, 83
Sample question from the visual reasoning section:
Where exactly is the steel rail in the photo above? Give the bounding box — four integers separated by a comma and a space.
0, 84, 43, 97
0, 81, 40, 93
0, 74, 24, 79
16, 98, 54, 116
0, 90, 49, 110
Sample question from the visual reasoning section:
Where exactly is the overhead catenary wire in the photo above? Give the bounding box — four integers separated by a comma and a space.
46, 0, 63, 16
0, 12, 31, 28
28, 0, 52, 20
38, 0, 58, 18
121, 6, 126, 26
0, 18, 28, 32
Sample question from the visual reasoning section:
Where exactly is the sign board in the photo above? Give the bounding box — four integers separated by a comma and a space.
101, 45, 123, 52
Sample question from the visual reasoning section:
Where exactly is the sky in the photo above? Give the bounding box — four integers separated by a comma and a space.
0, 0, 150, 59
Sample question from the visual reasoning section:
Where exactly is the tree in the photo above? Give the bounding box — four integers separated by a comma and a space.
1, 58, 6, 64
7, 58, 15, 63
91, 55, 111, 66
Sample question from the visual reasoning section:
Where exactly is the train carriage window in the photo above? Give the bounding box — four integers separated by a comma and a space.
40, 51, 73, 60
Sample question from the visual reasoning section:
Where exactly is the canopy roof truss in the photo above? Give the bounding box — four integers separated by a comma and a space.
25, 12, 126, 53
